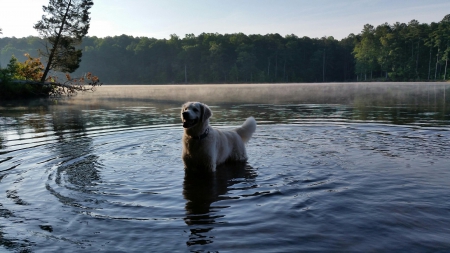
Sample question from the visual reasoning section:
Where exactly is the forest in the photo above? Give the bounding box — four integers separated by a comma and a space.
1, 14, 449, 84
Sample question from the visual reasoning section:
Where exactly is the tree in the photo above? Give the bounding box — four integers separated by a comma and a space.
17, 54, 45, 81
34, 0, 93, 82
236, 44, 257, 82
1, 56, 20, 81
438, 14, 450, 80
0, 56, 52, 99
354, 24, 381, 80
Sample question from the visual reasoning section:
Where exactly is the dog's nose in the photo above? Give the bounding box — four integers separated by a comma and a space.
182, 111, 190, 119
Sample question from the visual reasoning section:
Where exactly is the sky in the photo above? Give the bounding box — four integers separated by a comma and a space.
1, 0, 449, 40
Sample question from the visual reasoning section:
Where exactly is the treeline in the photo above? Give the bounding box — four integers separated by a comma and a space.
0, 34, 355, 83
0, 33, 355, 84
75, 33, 356, 84
0, 14, 449, 84
354, 14, 450, 81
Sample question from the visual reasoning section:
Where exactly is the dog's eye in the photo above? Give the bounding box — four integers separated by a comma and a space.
193, 108, 199, 112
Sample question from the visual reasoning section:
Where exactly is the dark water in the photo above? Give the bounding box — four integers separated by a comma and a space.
0, 83, 449, 252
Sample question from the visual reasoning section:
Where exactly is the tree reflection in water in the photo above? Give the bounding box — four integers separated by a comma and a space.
47, 108, 101, 204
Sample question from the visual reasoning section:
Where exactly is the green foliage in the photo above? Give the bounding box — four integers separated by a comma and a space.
47, 36, 83, 73
0, 37, 44, 67
68, 33, 355, 84
0, 54, 100, 100
0, 54, 44, 81
0, 56, 52, 99
353, 14, 450, 81
0, 56, 20, 81
1, 34, 355, 84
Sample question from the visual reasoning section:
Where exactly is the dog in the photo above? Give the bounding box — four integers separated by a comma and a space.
181, 102, 256, 172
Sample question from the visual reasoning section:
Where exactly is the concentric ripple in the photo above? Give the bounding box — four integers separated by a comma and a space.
1, 121, 449, 252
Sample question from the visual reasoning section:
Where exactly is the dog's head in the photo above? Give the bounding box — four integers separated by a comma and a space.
181, 102, 212, 129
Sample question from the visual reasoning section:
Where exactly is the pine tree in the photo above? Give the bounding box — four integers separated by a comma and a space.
34, 0, 93, 82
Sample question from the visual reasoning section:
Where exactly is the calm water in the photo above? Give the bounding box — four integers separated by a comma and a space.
0, 83, 449, 252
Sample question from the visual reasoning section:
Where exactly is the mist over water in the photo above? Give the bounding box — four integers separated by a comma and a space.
0, 83, 449, 252
68, 82, 450, 126
74, 82, 448, 105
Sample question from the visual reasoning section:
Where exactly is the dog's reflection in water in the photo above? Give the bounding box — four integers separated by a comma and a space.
183, 162, 257, 246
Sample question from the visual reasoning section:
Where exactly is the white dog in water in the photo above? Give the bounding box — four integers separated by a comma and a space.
181, 102, 256, 172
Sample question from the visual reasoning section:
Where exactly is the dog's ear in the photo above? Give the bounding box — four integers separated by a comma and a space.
200, 103, 212, 122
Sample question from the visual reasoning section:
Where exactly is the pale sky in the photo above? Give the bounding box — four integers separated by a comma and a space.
1, 0, 449, 40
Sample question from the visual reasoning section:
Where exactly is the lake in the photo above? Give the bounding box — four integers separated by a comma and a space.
0, 83, 449, 252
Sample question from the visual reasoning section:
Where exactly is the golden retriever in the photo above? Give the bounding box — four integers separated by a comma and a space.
181, 102, 256, 172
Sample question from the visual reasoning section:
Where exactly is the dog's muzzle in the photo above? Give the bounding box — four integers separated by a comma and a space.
182, 112, 198, 128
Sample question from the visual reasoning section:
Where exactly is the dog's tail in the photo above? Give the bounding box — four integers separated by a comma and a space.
235, 116, 256, 143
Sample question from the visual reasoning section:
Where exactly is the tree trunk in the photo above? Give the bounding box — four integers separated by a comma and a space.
445, 44, 449, 81
343, 55, 347, 81
435, 52, 439, 80
428, 47, 432, 80
416, 40, 420, 79
40, 0, 72, 82
444, 59, 448, 80
435, 49, 440, 80
275, 52, 278, 82
322, 49, 326, 82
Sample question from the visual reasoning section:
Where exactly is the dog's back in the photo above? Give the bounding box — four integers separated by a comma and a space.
234, 116, 256, 143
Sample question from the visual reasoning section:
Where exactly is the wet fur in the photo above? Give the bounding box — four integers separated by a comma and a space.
181, 102, 256, 172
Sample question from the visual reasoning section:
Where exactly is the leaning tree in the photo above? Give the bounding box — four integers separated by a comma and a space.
34, 0, 94, 82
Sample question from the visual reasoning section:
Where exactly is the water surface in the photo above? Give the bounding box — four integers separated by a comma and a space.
0, 83, 449, 252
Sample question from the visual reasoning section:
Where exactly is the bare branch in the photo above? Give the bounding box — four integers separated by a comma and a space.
11, 73, 102, 97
